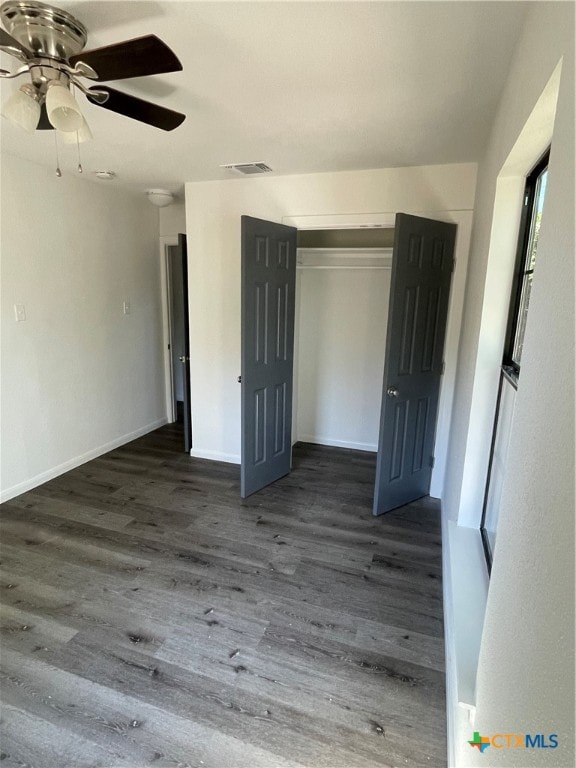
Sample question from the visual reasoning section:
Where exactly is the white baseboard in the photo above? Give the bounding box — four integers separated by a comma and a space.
188, 439, 376, 465
0, 418, 168, 503
296, 434, 377, 452
189, 448, 240, 464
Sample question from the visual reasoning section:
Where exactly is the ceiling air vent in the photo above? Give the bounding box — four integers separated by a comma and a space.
221, 162, 273, 175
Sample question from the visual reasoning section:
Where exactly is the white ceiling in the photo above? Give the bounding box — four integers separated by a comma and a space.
0, 1, 529, 194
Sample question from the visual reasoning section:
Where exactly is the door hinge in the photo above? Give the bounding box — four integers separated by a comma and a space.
441, 361, 445, 375
430, 456, 435, 469
451, 258, 456, 273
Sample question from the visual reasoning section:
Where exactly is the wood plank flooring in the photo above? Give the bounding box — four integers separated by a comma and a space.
0, 425, 446, 768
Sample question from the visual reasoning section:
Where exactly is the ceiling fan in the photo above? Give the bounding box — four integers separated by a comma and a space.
0, 0, 186, 135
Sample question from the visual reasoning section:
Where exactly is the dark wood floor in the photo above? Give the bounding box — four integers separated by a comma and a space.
0, 425, 446, 768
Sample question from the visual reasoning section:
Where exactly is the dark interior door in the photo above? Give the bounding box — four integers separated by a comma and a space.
241, 216, 297, 498
176, 233, 192, 453
373, 214, 456, 515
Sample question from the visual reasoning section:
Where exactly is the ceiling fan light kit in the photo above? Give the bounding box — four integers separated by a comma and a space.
1, 81, 40, 131
45, 79, 83, 131
0, 0, 186, 174
60, 114, 92, 144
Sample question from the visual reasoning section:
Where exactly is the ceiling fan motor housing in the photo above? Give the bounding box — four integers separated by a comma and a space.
0, 1, 186, 132
1, 1, 87, 60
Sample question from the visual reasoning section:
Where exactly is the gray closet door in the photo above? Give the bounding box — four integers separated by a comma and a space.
241, 216, 297, 498
374, 214, 456, 515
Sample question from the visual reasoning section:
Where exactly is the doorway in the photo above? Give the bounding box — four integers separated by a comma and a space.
163, 234, 192, 453
240, 215, 457, 512
167, 244, 185, 422
294, 243, 392, 453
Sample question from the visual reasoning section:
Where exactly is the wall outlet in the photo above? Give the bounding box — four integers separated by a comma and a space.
123, 301, 131, 315
14, 304, 26, 322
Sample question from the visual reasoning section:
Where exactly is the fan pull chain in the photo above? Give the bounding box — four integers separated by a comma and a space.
71, 83, 83, 173
54, 131, 62, 177
76, 132, 83, 174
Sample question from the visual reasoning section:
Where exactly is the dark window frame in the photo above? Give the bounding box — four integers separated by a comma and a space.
480, 367, 518, 574
503, 148, 550, 376
481, 147, 550, 572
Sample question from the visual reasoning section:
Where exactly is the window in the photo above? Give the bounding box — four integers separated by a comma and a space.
481, 149, 550, 570
503, 150, 549, 375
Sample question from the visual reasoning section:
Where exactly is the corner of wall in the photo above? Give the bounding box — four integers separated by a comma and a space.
159, 201, 187, 237
1, 155, 166, 497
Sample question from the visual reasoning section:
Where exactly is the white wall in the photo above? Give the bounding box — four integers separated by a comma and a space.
295, 251, 390, 451
159, 201, 186, 238
0, 154, 166, 501
443, 2, 575, 765
184, 163, 477, 478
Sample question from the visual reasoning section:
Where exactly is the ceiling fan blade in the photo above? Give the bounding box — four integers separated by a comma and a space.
87, 86, 185, 131
69, 35, 182, 81
0, 28, 32, 61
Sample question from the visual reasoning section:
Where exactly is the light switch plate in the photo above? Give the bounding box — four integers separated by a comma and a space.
123, 301, 131, 315
14, 304, 26, 322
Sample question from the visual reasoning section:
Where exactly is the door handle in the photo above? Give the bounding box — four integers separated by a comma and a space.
386, 386, 399, 398
179, 355, 190, 363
